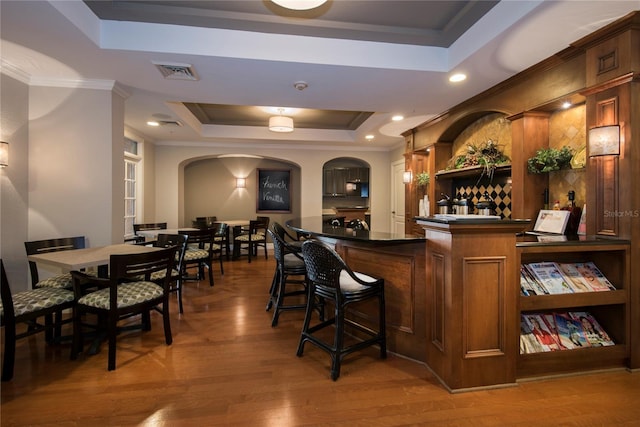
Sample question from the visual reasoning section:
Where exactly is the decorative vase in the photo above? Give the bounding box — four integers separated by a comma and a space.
424, 195, 430, 217
418, 199, 425, 217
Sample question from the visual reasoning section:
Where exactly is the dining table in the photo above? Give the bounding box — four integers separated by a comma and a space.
135, 227, 198, 241
27, 243, 163, 277
27, 243, 166, 354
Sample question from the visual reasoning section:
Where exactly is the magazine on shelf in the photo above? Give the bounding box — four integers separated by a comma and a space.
520, 268, 537, 296
569, 311, 615, 346
554, 313, 591, 349
556, 262, 595, 293
573, 262, 616, 291
520, 317, 545, 354
542, 313, 559, 344
525, 262, 574, 294
523, 313, 561, 351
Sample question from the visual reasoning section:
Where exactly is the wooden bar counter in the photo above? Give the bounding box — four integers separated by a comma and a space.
416, 216, 530, 392
287, 217, 428, 362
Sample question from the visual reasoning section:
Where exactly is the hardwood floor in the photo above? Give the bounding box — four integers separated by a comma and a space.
2, 252, 639, 426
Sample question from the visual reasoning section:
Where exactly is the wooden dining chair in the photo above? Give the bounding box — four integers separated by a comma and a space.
1, 259, 75, 381
152, 234, 189, 314
24, 236, 86, 341
133, 222, 167, 242
25, 236, 86, 290
233, 218, 269, 263
179, 228, 217, 287
70, 247, 177, 371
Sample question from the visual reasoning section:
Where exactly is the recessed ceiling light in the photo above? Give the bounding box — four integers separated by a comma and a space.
365, 134, 375, 141
147, 121, 160, 126
392, 115, 404, 121
449, 73, 467, 83
562, 101, 572, 109
271, 0, 327, 10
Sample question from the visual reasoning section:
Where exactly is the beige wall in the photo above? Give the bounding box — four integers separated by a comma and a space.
154, 144, 394, 232
0, 74, 29, 286
0, 78, 126, 290
28, 86, 125, 248
183, 157, 301, 227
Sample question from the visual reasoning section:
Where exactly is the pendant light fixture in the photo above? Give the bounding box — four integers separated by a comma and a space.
269, 108, 294, 133
271, 0, 327, 10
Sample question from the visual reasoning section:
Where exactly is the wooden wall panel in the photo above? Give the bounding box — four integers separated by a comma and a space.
595, 157, 619, 235
336, 240, 427, 362
592, 94, 620, 236
430, 252, 446, 351
462, 257, 506, 357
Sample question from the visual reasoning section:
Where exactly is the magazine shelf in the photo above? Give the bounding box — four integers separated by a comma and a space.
516, 236, 630, 378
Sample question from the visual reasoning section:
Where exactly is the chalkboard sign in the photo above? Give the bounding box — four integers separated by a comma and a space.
257, 169, 291, 213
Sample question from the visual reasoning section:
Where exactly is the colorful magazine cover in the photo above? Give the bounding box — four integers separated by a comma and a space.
525, 262, 574, 294
522, 266, 546, 295
573, 262, 616, 291
556, 263, 595, 293
554, 313, 591, 349
569, 311, 615, 346
524, 313, 561, 351
520, 317, 545, 354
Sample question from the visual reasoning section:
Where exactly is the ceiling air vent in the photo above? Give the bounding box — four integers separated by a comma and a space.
152, 62, 199, 81
158, 120, 183, 127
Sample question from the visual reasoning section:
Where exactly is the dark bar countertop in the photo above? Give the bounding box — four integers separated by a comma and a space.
286, 217, 425, 243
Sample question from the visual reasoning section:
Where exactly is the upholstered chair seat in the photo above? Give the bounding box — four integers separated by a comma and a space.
77, 281, 163, 310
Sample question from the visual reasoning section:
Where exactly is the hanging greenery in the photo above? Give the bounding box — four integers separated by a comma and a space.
527, 146, 574, 174
446, 139, 510, 181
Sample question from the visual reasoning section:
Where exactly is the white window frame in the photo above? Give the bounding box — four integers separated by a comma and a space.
124, 135, 143, 239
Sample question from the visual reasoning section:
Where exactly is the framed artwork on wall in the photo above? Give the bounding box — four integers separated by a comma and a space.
257, 168, 291, 213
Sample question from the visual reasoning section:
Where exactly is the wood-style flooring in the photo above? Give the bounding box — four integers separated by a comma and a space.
2, 251, 639, 426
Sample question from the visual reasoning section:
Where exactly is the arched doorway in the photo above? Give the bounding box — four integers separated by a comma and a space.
322, 157, 370, 227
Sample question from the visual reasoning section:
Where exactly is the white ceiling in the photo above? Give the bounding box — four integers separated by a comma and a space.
1, 1, 639, 150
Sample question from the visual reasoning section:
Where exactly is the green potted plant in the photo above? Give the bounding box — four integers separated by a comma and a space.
446, 139, 510, 182
527, 146, 574, 174
415, 172, 430, 186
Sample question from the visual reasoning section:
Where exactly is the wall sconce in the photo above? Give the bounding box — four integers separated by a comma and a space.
588, 125, 620, 156
0, 141, 8, 168
402, 171, 412, 184
236, 177, 246, 188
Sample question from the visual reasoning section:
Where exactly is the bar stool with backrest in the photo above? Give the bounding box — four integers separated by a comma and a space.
70, 247, 177, 371
266, 228, 307, 326
1, 259, 75, 381
298, 239, 386, 381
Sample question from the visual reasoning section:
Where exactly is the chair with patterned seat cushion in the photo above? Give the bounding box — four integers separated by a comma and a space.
1, 259, 75, 381
151, 234, 189, 314
298, 239, 386, 381
192, 216, 217, 229
24, 236, 87, 342
233, 218, 269, 263
70, 247, 177, 371
179, 228, 217, 287
133, 222, 167, 242
25, 236, 86, 290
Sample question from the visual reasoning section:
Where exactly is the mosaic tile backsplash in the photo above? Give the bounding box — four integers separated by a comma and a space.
453, 176, 512, 219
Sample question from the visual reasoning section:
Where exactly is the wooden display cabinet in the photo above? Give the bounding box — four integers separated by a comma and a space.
516, 237, 631, 378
